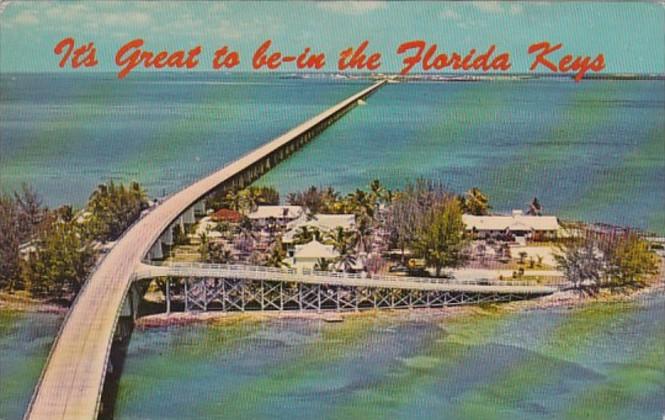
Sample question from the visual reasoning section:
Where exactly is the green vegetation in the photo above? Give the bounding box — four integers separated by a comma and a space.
0, 181, 149, 303
207, 186, 279, 212
85, 181, 148, 242
555, 230, 659, 294
459, 187, 491, 216
412, 197, 469, 276
21, 217, 97, 299
385, 179, 469, 274
0, 185, 47, 291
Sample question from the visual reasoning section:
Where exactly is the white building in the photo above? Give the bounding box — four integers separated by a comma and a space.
283, 213, 356, 243
247, 205, 304, 226
463, 210, 560, 240
291, 239, 339, 269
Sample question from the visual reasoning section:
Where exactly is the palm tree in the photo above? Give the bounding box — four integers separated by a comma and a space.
325, 226, 357, 255
293, 226, 320, 245
347, 189, 374, 221
198, 231, 210, 262
527, 197, 543, 216
314, 258, 332, 271
336, 252, 358, 273
353, 217, 372, 254
265, 239, 289, 268
463, 187, 490, 215
325, 226, 359, 272
236, 217, 257, 253
209, 243, 233, 264
224, 189, 243, 212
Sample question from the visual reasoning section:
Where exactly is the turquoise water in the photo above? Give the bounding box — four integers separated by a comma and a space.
0, 310, 63, 419
0, 73, 365, 205
1, 74, 664, 418
2, 297, 663, 419
112, 295, 665, 419
1, 74, 663, 233
258, 80, 665, 234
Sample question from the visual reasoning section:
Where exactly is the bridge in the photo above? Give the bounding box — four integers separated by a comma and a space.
26, 80, 386, 420
26, 79, 562, 419
134, 262, 559, 312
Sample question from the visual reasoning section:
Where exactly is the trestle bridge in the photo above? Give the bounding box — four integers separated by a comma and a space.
134, 262, 560, 312
26, 80, 562, 420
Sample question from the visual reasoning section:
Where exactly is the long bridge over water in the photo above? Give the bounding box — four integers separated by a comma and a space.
26, 80, 561, 419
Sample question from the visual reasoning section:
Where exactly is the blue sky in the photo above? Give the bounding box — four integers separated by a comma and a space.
1, 1, 663, 74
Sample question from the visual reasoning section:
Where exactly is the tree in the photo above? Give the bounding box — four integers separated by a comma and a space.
554, 238, 605, 294
0, 186, 49, 291
292, 226, 321, 245
461, 187, 490, 215
14, 184, 47, 240
265, 239, 289, 268
324, 227, 358, 272
385, 179, 450, 263
85, 181, 148, 241
314, 258, 332, 271
0, 194, 21, 290
412, 197, 469, 277
22, 218, 97, 300
198, 231, 211, 262
605, 233, 659, 291
236, 217, 258, 254
353, 216, 373, 254
527, 197, 543, 216
208, 242, 233, 264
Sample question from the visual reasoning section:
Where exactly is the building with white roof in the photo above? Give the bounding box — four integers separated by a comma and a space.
247, 206, 305, 225
463, 210, 560, 239
283, 213, 356, 243
291, 239, 339, 269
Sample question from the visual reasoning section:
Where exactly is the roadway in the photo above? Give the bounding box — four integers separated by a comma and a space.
134, 262, 561, 295
26, 81, 386, 420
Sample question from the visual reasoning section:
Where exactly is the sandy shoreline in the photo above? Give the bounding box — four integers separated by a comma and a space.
0, 292, 68, 315
131, 279, 665, 329
3, 281, 663, 327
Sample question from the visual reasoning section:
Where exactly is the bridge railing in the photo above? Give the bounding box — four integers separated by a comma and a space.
143, 261, 566, 289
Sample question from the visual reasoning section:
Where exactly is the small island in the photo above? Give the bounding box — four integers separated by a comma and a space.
1, 178, 661, 316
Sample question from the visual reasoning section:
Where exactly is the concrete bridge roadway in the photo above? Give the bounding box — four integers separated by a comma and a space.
26, 81, 386, 420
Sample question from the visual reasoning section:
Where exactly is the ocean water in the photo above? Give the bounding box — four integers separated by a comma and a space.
257, 80, 665, 234
0, 73, 365, 206
1, 74, 663, 233
1, 73, 664, 418
2, 297, 663, 420
0, 310, 63, 419
112, 294, 665, 419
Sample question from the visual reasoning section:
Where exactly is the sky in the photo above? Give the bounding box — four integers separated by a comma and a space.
0, 1, 663, 74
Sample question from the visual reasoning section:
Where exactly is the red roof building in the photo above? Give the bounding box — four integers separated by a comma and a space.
211, 208, 243, 223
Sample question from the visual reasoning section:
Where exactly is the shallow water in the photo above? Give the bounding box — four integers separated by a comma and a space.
0, 310, 63, 419
111, 294, 664, 419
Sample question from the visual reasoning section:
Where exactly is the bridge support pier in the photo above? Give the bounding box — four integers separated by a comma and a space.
162, 226, 174, 246
165, 278, 171, 314
193, 200, 206, 216
149, 239, 163, 260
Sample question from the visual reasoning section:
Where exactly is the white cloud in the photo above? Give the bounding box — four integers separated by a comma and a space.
90, 11, 152, 26
440, 9, 461, 21
318, 1, 386, 15
14, 11, 39, 25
